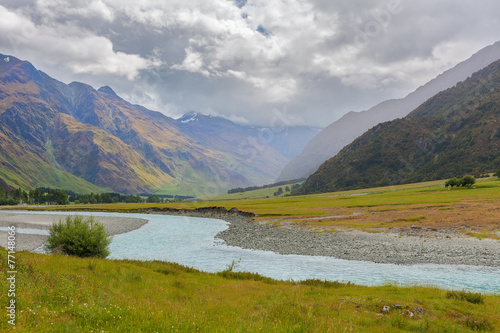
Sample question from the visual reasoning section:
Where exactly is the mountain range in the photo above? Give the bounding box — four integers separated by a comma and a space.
296, 58, 500, 194
0, 54, 318, 195
279, 41, 500, 181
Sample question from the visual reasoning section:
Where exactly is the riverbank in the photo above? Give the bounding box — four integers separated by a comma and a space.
0, 212, 148, 251
217, 217, 500, 267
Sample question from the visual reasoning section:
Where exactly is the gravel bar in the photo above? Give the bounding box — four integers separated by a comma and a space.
215, 215, 500, 267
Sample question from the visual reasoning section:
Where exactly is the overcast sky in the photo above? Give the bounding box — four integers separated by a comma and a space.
1, 0, 499, 127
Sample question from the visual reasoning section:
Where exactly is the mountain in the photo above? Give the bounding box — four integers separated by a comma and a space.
279, 41, 500, 181
178, 111, 320, 160
296, 59, 500, 194
0, 54, 308, 195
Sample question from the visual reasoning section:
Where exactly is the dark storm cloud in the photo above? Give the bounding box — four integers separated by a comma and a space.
0, 0, 499, 127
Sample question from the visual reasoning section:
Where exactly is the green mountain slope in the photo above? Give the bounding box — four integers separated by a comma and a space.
0, 131, 109, 193
297, 59, 500, 194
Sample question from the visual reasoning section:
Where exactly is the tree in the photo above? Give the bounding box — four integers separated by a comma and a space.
445, 178, 460, 188
495, 168, 500, 177
45, 215, 111, 258
147, 194, 160, 203
101, 193, 112, 203
459, 175, 476, 188
32, 188, 46, 204
445, 176, 475, 189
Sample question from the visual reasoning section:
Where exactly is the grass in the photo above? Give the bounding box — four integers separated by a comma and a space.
203, 182, 303, 200
13, 177, 500, 238
446, 291, 485, 304
2, 251, 499, 332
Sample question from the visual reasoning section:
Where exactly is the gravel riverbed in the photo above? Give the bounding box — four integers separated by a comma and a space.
214, 214, 500, 267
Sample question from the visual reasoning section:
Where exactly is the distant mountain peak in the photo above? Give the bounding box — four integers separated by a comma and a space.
97, 85, 117, 96
178, 111, 199, 124
0, 54, 18, 64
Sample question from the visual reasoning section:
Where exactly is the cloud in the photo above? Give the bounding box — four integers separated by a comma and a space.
1, 0, 499, 127
172, 48, 210, 76
35, 0, 115, 22
0, 4, 161, 80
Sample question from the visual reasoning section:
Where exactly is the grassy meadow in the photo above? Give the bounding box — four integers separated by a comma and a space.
15, 176, 500, 238
1, 251, 499, 332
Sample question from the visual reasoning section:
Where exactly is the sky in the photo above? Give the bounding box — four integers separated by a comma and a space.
0, 0, 499, 127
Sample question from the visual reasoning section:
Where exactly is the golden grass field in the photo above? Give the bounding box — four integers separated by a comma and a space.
15, 176, 500, 239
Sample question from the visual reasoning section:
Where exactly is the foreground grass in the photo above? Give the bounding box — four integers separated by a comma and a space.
1, 251, 499, 332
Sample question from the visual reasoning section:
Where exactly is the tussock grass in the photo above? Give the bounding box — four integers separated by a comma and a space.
446, 290, 485, 304
1, 251, 499, 332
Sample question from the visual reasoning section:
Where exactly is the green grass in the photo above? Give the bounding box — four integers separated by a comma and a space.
446, 291, 485, 304
204, 183, 303, 200
10, 177, 500, 216
2, 251, 498, 332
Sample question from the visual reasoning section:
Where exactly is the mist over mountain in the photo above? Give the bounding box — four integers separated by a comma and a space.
279, 41, 500, 182
0, 54, 315, 195
296, 59, 500, 195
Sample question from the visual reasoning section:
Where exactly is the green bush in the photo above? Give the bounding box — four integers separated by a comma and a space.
45, 215, 111, 258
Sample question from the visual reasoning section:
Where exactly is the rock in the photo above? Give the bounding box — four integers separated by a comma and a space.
402, 309, 414, 318
413, 307, 425, 315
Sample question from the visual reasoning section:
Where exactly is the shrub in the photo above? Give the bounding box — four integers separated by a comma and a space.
45, 215, 111, 258
494, 168, 500, 177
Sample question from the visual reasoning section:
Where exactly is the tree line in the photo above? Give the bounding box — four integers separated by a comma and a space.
0, 187, 69, 205
0, 186, 189, 206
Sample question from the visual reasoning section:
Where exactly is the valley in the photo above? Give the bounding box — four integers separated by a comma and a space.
1, 0, 500, 331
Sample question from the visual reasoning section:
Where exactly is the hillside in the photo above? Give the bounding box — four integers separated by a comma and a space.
0, 54, 311, 195
296, 59, 500, 194
279, 40, 500, 181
